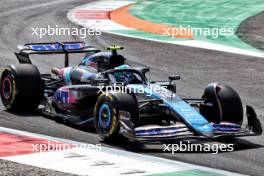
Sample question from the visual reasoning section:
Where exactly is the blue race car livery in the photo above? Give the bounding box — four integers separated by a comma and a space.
0, 42, 262, 142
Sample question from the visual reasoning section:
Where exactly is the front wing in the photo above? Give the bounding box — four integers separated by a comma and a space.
119, 105, 262, 142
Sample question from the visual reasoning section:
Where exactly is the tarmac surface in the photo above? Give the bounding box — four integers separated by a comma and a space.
0, 0, 263, 175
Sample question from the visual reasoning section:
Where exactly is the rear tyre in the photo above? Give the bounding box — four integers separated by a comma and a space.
94, 93, 139, 142
0, 64, 43, 112
200, 83, 243, 124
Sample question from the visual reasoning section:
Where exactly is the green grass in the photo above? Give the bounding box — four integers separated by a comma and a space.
130, 0, 264, 51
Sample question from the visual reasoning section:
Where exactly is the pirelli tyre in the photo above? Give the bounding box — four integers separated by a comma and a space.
94, 93, 139, 142
0, 64, 43, 112
200, 83, 243, 124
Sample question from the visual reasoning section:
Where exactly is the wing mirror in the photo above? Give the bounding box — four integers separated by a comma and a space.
168, 75, 180, 96
169, 75, 181, 81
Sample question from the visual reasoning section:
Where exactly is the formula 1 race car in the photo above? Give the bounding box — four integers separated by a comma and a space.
0, 42, 262, 142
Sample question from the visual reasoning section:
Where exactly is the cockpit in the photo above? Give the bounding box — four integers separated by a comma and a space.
104, 69, 146, 84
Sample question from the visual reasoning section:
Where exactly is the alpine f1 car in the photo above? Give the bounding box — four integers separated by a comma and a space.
0, 41, 262, 142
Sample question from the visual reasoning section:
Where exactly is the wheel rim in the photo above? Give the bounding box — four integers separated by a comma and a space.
98, 103, 111, 129
2, 75, 12, 101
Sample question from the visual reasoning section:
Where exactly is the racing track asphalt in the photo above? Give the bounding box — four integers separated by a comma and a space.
0, 0, 263, 175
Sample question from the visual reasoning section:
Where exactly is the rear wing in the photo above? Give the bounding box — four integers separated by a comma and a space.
15, 41, 100, 67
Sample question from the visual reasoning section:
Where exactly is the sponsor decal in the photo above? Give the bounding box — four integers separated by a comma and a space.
54, 88, 77, 106
27, 42, 84, 51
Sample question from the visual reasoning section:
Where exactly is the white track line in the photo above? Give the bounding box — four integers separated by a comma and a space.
0, 127, 245, 176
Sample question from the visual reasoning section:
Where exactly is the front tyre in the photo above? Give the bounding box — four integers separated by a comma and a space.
0, 64, 43, 112
200, 83, 243, 124
94, 93, 139, 142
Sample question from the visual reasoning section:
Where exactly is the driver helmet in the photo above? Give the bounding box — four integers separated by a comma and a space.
114, 64, 134, 83
80, 54, 97, 68
115, 64, 130, 69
